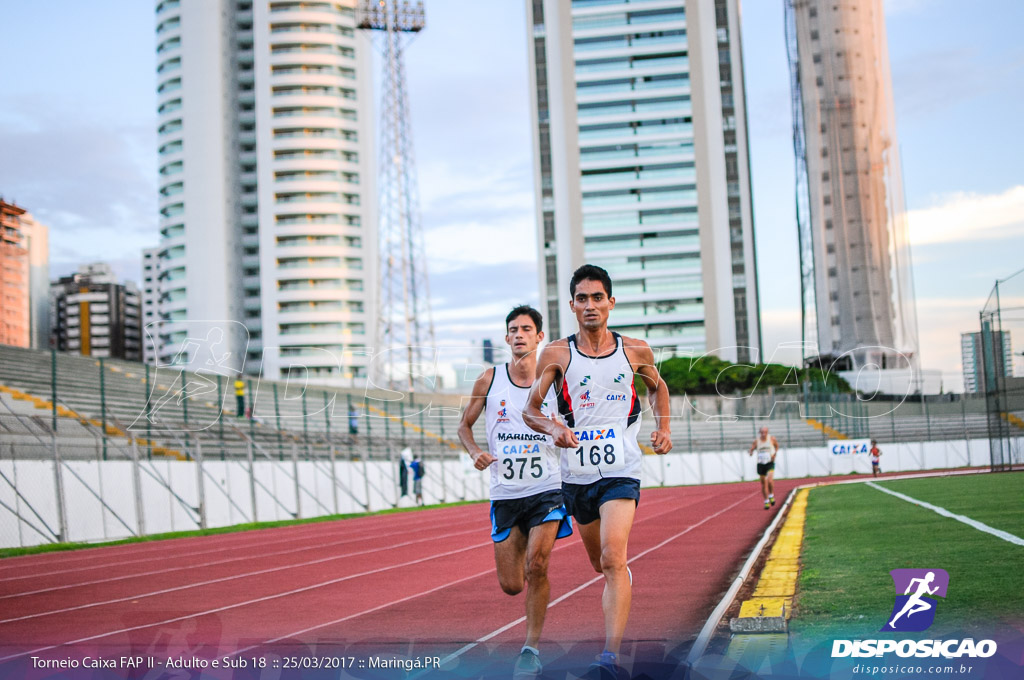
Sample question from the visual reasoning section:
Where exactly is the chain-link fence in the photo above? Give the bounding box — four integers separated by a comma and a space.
979, 267, 1024, 471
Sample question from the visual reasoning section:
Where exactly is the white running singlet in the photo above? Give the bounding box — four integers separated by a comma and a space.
557, 332, 643, 484
755, 436, 775, 464
484, 363, 561, 500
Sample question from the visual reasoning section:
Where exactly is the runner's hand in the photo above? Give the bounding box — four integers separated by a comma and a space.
553, 423, 579, 448
650, 429, 672, 454
472, 450, 496, 470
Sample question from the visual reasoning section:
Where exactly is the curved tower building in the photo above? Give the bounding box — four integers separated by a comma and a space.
153, 0, 376, 384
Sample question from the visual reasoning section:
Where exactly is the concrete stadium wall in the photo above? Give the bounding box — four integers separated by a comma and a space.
1, 438, 1014, 549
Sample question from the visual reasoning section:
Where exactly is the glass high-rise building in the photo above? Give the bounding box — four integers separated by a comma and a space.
787, 0, 918, 371
153, 0, 376, 383
526, 0, 760, 361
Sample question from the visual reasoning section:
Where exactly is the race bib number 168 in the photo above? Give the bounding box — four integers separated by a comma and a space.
567, 431, 626, 475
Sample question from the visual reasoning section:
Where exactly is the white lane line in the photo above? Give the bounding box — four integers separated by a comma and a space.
0, 510, 460, 583
0, 528, 482, 624
431, 490, 760, 670
0, 524, 480, 602
229, 487, 714, 653
0, 540, 490, 664
231, 567, 498, 656
867, 481, 1024, 546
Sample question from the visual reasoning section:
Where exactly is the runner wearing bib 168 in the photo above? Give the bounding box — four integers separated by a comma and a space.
525, 264, 673, 677
458, 305, 572, 680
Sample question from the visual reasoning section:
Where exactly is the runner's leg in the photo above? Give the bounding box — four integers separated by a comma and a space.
494, 526, 529, 596
522, 521, 560, 648
597, 498, 636, 655
577, 518, 604, 574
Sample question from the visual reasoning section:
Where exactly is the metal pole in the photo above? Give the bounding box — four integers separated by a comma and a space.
273, 383, 283, 460
194, 439, 207, 529
785, 409, 792, 444
324, 390, 331, 442
301, 387, 308, 443
50, 349, 58, 432
247, 439, 258, 523
181, 369, 190, 455
248, 378, 256, 442
330, 445, 339, 514
130, 438, 146, 536
362, 451, 372, 511
686, 401, 693, 453
962, 395, 969, 449
145, 362, 153, 459
891, 402, 897, 443
51, 435, 68, 542
217, 374, 225, 459
99, 357, 108, 460
292, 441, 301, 519
924, 396, 931, 441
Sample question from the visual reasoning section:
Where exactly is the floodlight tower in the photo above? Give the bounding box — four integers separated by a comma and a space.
357, 0, 435, 390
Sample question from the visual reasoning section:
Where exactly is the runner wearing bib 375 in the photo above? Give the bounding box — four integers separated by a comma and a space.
748, 426, 779, 509
458, 305, 572, 680
525, 264, 673, 677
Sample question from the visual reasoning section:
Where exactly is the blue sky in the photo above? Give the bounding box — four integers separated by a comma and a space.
1, 0, 1021, 390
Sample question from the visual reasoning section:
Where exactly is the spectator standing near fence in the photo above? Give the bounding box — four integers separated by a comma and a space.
234, 380, 245, 418
409, 454, 424, 505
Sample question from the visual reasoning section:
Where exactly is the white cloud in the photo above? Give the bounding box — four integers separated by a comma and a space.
907, 185, 1024, 247
424, 220, 537, 274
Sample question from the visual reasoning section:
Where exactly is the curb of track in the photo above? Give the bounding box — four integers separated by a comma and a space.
684, 466, 991, 669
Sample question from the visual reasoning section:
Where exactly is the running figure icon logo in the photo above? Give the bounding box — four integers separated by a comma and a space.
882, 569, 949, 632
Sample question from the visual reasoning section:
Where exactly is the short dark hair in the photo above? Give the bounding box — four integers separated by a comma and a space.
570, 264, 612, 298
506, 305, 543, 333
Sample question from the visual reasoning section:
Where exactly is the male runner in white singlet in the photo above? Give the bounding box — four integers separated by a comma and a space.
524, 264, 672, 676
458, 305, 572, 679
748, 426, 779, 509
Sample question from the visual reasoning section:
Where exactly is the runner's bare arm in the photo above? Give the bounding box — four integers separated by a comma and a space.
623, 336, 673, 454
749, 439, 757, 455
524, 340, 579, 448
458, 368, 496, 470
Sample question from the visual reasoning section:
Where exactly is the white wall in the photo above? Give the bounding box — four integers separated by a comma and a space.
0, 437, 1011, 548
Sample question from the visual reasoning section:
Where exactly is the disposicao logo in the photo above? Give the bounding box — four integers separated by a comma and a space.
831, 568, 997, 659
883, 568, 948, 632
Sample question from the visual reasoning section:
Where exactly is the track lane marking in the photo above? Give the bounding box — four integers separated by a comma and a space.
0, 486, 745, 662
0, 508, 475, 581
225, 486, 755, 656
429, 490, 760, 669
0, 521, 483, 600
867, 481, 1024, 546
0, 540, 491, 663
0, 527, 483, 624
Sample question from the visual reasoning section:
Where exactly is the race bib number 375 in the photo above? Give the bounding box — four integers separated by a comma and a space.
567, 429, 625, 475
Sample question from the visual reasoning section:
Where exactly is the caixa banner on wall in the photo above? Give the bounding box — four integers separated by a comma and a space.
829, 439, 871, 455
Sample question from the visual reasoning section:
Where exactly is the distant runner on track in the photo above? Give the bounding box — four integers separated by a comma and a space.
748, 426, 778, 509
458, 305, 572, 679
524, 264, 673, 677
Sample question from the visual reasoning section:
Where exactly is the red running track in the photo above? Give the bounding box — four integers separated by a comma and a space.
0, 477, 823, 674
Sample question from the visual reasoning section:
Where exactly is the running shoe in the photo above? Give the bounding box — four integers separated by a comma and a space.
513, 649, 542, 679
587, 651, 619, 679
770, 496, 776, 506
764, 500, 770, 510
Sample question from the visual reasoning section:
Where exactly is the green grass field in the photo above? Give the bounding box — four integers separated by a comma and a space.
792, 472, 1024, 638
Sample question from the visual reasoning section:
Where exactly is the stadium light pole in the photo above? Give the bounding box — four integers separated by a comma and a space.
357, 0, 435, 392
